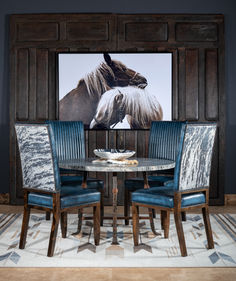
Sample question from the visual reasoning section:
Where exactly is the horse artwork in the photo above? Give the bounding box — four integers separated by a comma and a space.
89, 86, 163, 129
59, 53, 148, 128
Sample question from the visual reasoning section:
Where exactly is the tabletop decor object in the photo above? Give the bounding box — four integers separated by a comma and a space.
93, 149, 135, 160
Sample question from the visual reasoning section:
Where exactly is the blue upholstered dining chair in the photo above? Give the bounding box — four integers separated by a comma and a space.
124, 121, 186, 225
132, 123, 217, 257
46, 121, 104, 226
15, 123, 100, 257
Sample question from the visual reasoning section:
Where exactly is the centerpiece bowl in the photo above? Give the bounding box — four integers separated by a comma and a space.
93, 149, 135, 160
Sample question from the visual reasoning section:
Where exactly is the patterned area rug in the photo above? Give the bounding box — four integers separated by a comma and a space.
0, 213, 236, 267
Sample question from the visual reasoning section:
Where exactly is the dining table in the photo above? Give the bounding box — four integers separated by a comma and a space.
59, 157, 175, 245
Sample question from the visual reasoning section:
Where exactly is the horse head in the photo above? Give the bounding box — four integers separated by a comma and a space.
103, 53, 148, 89
90, 86, 163, 129
90, 89, 126, 129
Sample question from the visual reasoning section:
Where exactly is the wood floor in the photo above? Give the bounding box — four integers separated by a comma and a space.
0, 204, 236, 281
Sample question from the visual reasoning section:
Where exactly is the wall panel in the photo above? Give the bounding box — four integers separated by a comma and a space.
205, 49, 219, 120
185, 49, 199, 120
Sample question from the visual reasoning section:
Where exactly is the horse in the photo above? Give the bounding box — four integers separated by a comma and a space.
89, 86, 163, 129
59, 53, 148, 128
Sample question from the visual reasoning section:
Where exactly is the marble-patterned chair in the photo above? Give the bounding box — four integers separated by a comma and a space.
131, 123, 217, 257
15, 123, 100, 257
124, 121, 186, 225
46, 120, 104, 226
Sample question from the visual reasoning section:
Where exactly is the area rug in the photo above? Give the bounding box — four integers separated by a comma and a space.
0, 213, 236, 267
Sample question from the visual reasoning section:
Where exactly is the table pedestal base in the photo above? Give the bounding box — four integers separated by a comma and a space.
112, 172, 119, 245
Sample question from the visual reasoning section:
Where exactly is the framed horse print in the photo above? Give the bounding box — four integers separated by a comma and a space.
58, 52, 172, 129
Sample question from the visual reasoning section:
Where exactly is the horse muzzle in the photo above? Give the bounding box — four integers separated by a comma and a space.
138, 82, 148, 89
90, 119, 109, 129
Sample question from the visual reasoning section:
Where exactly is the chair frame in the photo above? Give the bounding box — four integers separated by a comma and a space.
132, 123, 216, 257
124, 121, 186, 225
45, 121, 104, 226
16, 123, 100, 257
20, 188, 100, 257
132, 188, 213, 257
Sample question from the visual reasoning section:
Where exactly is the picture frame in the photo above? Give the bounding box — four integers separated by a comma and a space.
58, 52, 172, 129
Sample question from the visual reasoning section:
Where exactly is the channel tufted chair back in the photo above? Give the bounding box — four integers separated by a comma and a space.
47, 121, 85, 161
124, 121, 186, 225
148, 121, 185, 160
46, 120, 104, 226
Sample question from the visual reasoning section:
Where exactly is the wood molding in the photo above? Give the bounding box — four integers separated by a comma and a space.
225, 194, 236, 206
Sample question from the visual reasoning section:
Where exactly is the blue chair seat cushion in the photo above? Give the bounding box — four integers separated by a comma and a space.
28, 185, 100, 209
125, 175, 173, 191
132, 186, 206, 208
60, 175, 104, 190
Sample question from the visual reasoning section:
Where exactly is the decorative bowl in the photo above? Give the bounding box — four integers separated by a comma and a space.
93, 149, 135, 160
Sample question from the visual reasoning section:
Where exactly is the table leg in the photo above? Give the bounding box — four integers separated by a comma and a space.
143, 172, 150, 189
112, 172, 119, 245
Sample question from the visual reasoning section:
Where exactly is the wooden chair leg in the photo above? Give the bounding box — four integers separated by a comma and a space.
19, 205, 31, 249
77, 208, 83, 233
132, 204, 139, 246
161, 210, 170, 238
148, 208, 159, 235
161, 210, 164, 230
152, 209, 156, 218
93, 204, 100, 246
181, 211, 187, 221
174, 209, 187, 257
202, 206, 214, 249
60, 212, 67, 238
47, 194, 60, 257
124, 189, 130, 225
46, 211, 50, 220
100, 189, 104, 226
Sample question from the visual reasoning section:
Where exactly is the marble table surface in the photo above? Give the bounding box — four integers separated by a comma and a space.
59, 157, 175, 173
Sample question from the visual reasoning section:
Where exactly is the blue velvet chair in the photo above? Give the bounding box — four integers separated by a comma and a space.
15, 123, 100, 257
132, 123, 217, 257
124, 121, 186, 225
46, 121, 104, 226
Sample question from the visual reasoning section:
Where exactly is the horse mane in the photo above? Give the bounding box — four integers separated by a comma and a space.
81, 62, 115, 98
96, 86, 163, 128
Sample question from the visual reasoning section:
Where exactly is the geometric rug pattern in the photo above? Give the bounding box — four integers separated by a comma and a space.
0, 213, 236, 267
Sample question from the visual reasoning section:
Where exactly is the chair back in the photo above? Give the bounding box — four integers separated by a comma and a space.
46, 121, 85, 161
174, 123, 217, 191
15, 123, 60, 192
148, 121, 186, 160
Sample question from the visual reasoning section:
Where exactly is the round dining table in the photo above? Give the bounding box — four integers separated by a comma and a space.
59, 157, 175, 245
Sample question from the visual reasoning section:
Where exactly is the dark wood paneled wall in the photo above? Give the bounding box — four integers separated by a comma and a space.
9, 14, 225, 205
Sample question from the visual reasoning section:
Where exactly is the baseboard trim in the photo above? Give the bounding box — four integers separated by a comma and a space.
225, 194, 236, 206
0, 193, 10, 204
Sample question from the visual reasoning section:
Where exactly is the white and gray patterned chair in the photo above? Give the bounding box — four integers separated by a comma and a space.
131, 123, 217, 257
15, 123, 100, 257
